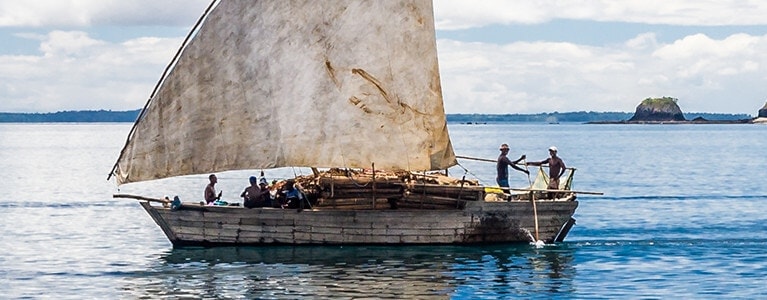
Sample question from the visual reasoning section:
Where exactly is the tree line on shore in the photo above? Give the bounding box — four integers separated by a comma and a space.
0, 109, 751, 123
0, 110, 141, 123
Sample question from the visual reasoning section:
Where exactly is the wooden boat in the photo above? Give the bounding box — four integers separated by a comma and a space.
109, 0, 584, 247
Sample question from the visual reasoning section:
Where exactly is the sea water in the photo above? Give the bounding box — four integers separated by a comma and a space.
0, 123, 765, 299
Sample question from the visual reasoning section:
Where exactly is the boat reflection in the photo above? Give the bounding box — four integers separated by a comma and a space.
121, 244, 576, 298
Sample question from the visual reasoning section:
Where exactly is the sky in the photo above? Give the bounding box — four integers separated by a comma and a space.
2, 1, 767, 115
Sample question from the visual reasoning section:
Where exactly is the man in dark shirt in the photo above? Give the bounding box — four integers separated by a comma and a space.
496, 143, 528, 188
527, 146, 567, 190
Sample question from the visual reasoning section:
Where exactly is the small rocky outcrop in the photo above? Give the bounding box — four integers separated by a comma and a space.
690, 116, 708, 123
628, 97, 686, 122
759, 101, 767, 118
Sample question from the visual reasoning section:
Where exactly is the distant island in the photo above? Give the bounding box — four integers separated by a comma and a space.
447, 111, 750, 123
0, 109, 752, 123
587, 97, 761, 124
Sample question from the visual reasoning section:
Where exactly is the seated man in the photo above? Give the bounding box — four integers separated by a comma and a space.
242, 176, 273, 208
279, 179, 307, 209
257, 177, 273, 208
241, 176, 261, 208
204, 174, 222, 205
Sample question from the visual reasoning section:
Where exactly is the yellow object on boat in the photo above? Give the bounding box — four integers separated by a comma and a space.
484, 186, 504, 194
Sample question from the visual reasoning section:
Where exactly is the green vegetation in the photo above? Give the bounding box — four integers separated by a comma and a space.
641, 96, 678, 106
638, 97, 681, 111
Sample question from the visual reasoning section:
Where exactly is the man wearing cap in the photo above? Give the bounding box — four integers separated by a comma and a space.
257, 177, 273, 207
527, 146, 567, 190
497, 143, 529, 188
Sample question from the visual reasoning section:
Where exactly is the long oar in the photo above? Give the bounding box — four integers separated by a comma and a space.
510, 188, 604, 195
523, 159, 540, 242
113, 193, 169, 204
456, 155, 525, 167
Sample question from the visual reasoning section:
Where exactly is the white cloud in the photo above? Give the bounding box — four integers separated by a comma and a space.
6, 1, 767, 29
625, 33, 659, 50
435, 0, 767, 29
0, 0, 210, 27
1, 1, 767, 115
438, 32, 767, 114
3, 30, 766, 114
39, 31, 104, 57
0, 31, 180, 112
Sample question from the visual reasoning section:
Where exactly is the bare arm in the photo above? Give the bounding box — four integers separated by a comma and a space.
510, 155, 529, 174
526, 158, 549, 167
558, 159, 567, 178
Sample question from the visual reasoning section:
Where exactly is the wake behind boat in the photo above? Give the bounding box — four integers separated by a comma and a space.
109, 0, 586, 247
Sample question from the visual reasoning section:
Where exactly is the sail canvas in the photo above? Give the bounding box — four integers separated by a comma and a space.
113, 0, 456, 185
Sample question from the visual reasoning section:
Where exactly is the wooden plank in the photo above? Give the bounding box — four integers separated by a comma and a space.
408, 187, 481, 199
315, 198, 392, 207
323, 187, 402, 194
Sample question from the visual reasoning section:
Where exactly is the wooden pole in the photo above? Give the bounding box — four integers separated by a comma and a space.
371, 162, 376, 209
113, 193, 169, 204
531, 195, 540, 241
408, 172, 441, 179
457, 155, 496, 163
510, 188, 604, 195
456, 154, 526, 166
457, 174, 466, 208
420, 170, 426, 208
523, 159, 539, 241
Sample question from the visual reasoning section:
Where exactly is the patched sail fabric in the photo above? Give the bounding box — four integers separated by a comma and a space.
113, 0, 455, 185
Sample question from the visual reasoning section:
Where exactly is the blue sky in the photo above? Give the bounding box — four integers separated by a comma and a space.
2, 0, 767, 115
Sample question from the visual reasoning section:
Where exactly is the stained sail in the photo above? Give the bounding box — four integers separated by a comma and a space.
113, 0, 456, 185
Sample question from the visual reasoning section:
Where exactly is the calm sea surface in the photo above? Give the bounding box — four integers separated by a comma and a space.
1, 123, 765, 299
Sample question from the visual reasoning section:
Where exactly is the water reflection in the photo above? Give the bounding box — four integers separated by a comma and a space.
121, 244, 576, 299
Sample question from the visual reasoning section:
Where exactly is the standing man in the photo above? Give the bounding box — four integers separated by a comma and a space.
527, 146, 567, 190
204, 174, 222, 205
496, 143, 528, 188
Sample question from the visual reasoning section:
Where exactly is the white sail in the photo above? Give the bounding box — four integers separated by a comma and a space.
113, 0, 455, 185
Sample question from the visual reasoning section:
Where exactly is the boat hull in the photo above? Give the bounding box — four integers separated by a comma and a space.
140, 198, 578, 247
